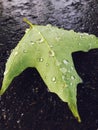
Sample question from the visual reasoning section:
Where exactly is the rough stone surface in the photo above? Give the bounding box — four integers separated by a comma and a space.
0, 0, 98, 130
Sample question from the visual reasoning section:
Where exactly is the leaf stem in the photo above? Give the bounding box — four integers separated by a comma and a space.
23, 18, 33, 28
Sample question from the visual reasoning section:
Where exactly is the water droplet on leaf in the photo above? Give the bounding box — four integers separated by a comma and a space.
60, 68, 67, 73
38, 32, 41, 35
38, 58, 44, 62
46, 24, 52, 27
14, 51, 18, 56
31, 41, 35, 45
25, 28, 30, 33
51, 77, 56, 82
50, 45, 53, 48
71, 76, 75, 80
39, 38, 44, 43
49, 50, 55, 57
71, 66, 74, 70
63, 59, 69, 65
4, 70, 8, 75
23, 50, 28, 53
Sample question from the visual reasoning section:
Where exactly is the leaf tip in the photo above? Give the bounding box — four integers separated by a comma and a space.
75, 115, 81, 123
68, 101, 81, 122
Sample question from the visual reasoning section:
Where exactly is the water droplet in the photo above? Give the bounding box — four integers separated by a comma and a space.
31, 41, 35, 45
14, 51, 18, 56
71, 66, 74, 70
4, 70, 8, 75
23, 50, 28, 53
51, 77, 56, 82
25, 28, 30, 33
38, 32, 41, 35
56, 36, 60, 41
71, 76, 75, 80
79, 35, 82, 39
60, 68, 67, 73
38, 58, 44, 62
46, 24, 52, 27
39, 38, 44, 43
49, 50, 55, 57
63, 59, 69, 65
17, 120, 20, 124
50, 45, 53, 48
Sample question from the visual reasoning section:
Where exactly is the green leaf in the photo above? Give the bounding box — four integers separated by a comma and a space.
1, 19, 98, 122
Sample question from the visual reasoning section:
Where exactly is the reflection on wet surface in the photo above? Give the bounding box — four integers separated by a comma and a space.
1, 0, 98, 34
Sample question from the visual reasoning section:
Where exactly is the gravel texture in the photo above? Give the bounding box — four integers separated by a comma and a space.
0, 0, 98, 130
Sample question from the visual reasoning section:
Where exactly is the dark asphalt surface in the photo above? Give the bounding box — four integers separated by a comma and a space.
0, 0, 98, 130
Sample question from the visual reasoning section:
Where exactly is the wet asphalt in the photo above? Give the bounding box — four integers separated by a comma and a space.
0, 0, 98, 130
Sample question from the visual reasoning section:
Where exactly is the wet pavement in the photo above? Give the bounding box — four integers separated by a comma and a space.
0, 0, 98, 130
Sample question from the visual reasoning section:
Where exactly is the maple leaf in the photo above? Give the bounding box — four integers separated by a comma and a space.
0, 19, 98, 122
